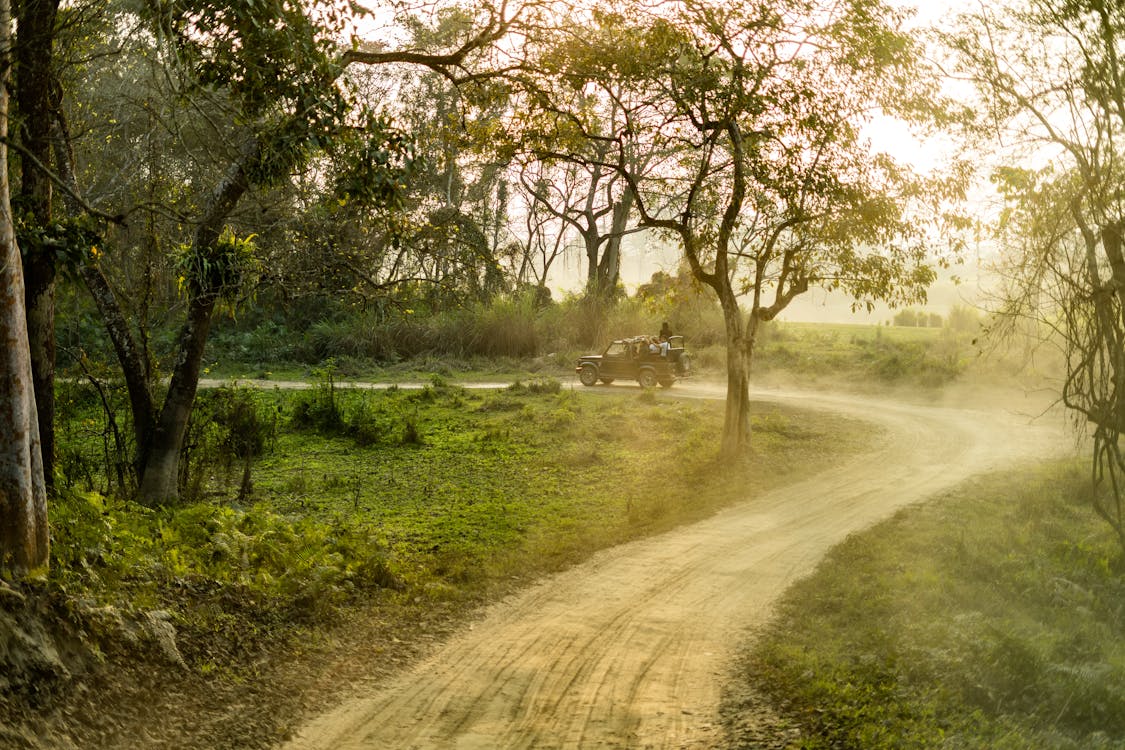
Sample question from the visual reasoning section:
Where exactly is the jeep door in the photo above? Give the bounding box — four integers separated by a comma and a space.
600, 341, 633, 379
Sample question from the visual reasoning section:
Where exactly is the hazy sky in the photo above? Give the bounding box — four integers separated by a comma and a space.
794, 0, 985, 323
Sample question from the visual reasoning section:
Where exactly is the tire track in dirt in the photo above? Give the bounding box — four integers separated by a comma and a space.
281, 387, 1069, 750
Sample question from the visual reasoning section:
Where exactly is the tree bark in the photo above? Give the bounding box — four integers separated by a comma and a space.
0, 0, 49, 577
16, 0, 61, 494
719, 298, 752, 458
135, 293, 217, 502
596, 184, 633, 297
23, 254, 54, 492
77, 264, 156, 456
582, 195, 631, 301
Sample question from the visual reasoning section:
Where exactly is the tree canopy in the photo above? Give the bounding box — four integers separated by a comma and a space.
0, 0, 972, 567
517, 0, 959, 453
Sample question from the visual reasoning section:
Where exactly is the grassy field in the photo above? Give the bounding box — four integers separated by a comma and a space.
729, 461, 1125, 749
45, 378, 873, 673
231, 378, 871, 597
771, 320, 949, 343
751, 321, 973, 387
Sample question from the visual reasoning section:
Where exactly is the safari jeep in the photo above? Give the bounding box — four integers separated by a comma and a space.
575, 335, 691, 388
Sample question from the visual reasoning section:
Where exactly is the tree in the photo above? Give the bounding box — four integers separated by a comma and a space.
946, 304, 982, 333
510, 159, 576, 296
374, 9, 524, 309
894, 309, 920, 327
0, 0, 49, 577
513, 73, 658, 303
14, 0, 62, 494
530, 0, 952, 456
517, 153, 639, 303
945, 0, 1125, 548
6, 0, 102, 497
66, 0, 523, 504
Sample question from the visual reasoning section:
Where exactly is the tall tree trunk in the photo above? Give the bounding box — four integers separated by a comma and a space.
77, 264, 156, 455
135, 293, 217, 502
719, 298, 752, 458
0, 0, 48, 576
23, 255, 54, 493
584, 228, 602, 295
597, 184, 633, 298
16, 0, 61, 494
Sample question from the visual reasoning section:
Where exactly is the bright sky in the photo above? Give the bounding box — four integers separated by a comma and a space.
863, 0, 979, 173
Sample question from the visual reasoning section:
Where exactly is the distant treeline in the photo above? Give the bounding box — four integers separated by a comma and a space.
891, 305, 982, 331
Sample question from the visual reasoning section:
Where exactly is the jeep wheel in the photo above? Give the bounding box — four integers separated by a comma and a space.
658, 379, 674, 388
599, 377, 615, 384
638, 368, 658, 388
578, 364, 599, 386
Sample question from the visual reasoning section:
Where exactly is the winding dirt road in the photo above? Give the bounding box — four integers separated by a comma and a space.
281, 386, 1069, 750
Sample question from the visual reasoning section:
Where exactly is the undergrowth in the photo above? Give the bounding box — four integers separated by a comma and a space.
42, 494, 403, 687
736, 462, 1125, 749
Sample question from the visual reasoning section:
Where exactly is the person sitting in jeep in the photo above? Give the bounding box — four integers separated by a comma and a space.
576, 334, 691, 388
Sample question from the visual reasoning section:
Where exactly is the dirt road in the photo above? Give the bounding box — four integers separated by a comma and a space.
281, 387, 1069, 750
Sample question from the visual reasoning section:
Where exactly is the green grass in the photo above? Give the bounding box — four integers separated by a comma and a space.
46, 379, 872, 675
247, 381, 863, 592
773, 320, 946, 343
753, 321, 973, 387
733, 461, 1125, 749
201, 353, 572, 385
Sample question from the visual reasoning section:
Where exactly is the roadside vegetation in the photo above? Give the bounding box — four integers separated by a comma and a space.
730, 461, 1125, 749
184, 289, 1016, 392
3, 374, 871, 748
0, 0, 1118, 748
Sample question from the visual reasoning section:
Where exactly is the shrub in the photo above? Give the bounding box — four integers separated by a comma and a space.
290, 364, 344, 433
506, 377, 561, 395
345, 395, 386, 446
49, 490, 404, 628
400, 412, 425, 445
181, 385, 278, 501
